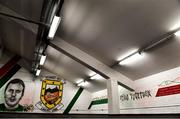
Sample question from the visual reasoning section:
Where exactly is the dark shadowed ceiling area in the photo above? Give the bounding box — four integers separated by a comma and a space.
0, 0, 42, 67
1, 0, 180, 92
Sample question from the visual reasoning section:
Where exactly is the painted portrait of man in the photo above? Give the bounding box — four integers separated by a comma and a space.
0, 79, 25, 111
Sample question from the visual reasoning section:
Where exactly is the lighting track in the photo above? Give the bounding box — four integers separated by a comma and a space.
111, 27, 180, 67
32, 0, 64, 76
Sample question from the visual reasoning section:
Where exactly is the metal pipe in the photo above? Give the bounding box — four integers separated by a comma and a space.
56, 0, 64, 16
0, 12, 47, 26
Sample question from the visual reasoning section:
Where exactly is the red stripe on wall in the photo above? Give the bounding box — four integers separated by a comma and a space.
0, 55, 21, 78
156, 84, 180, 97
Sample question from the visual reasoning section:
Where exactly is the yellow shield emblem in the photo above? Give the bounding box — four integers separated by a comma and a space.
40, 79, 63, 109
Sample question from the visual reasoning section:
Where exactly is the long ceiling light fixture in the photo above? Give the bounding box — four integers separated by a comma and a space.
76, 79, 89, 87
174, 30, 180, 36
77, 81, 89, 87
36, 69, 41, 76
113, 27, 180, 67
119, 52, 144, 65
48, 16, 61, 39
90, 74, 104, 80
48, 0, 64, 40
32, 0, 64, 76
74, 72, 105, 88
39, 54, 47, 65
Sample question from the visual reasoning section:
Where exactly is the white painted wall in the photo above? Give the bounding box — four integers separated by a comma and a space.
119, 66, 180, 114
70, 88, 91, 114
92, 89, 107, 99
90, 66, 180, 114
1, 62, 180, 114
90, 89, 108, 114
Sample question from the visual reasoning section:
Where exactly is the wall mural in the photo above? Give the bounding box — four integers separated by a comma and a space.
0, 57, 85, 113
0, 78, 26, 112
156, 77, 180, 97
35, 77, 65, 112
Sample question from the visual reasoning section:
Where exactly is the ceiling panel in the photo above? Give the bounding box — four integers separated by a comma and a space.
0, 19, 36, 61
58, 0, 180, 79
0, 0, 43, 21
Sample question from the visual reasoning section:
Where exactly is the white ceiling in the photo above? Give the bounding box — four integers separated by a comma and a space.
58, 0, 180, 79
0, 0, 180, 92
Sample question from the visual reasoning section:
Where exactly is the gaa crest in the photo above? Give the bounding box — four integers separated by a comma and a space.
36, 78, 64, 112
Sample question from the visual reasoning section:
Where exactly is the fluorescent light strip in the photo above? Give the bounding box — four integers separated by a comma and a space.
77, 81, 83, 87
77, 81, 89, 87
119, 52, 144, 65
36, 69, 41, 76
90, 74, 104, 80
117, 49, 138, 61
48, 16, 61, 39
40, 55, 46, 65
76, 79, 89, 87
174, 30, 180, 36
89, 71, 96, 77
76, 79, 84, 84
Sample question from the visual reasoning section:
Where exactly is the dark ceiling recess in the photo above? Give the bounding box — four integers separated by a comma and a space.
0, 0, 64, 76
0, 12, 46, 26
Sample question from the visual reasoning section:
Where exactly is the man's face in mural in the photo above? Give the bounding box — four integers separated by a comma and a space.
4, 83, 24, 107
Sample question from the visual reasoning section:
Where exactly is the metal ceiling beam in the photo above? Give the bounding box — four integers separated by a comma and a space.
50, 38, 135, 90
49, 42, 110, 80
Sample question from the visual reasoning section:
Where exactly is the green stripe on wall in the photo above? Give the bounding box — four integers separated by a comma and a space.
0, 64, 21, 88
88, 98, 108, 109
63, 87, 84, 114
